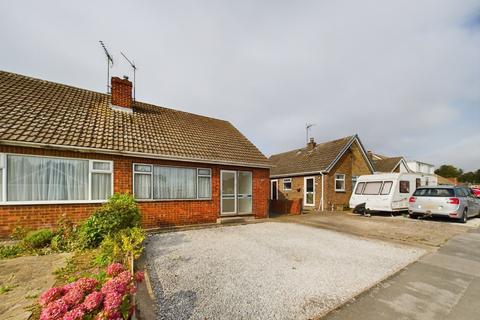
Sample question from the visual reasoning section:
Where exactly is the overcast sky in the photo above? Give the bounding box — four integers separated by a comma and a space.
1, 1, 479, 170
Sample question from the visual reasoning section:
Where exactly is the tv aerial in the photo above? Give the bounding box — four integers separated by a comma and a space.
99, 41, 114, 93
121, 52, 137, 101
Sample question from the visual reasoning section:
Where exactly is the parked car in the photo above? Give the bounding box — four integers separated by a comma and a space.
349, 173, 435, 213
471, 188, 480, 198
408, 186, 480, 223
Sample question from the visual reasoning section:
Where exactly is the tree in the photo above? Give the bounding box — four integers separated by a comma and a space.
458, 169, 480, 184
434, 165, 463, 178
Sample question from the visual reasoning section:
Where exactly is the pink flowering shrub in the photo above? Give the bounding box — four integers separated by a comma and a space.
38, 263, 144, 320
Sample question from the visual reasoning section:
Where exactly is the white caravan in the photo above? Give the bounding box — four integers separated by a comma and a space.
349, 173, 438, 213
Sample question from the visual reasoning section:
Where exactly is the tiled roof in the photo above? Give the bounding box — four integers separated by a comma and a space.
269, 135, 359, 176
0, 71, 269, 167
373, 157, 403, 173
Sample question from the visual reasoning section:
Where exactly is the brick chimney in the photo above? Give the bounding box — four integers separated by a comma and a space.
307, 137, 316, 150
111, 76, 133, 110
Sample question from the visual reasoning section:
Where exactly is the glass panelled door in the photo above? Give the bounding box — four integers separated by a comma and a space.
221, 170, 252, 215
221, 171, 236, 214
237, 171, 252, 213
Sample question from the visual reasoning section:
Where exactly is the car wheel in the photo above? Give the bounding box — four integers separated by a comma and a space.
460, 209, 468, 224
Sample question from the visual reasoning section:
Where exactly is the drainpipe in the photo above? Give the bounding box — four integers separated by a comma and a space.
320, 171, 325, 211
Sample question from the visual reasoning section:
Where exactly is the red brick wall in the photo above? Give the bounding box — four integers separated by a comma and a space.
0, 145, 269, 237
270, 199, 302, 215
111, 77, 133, 109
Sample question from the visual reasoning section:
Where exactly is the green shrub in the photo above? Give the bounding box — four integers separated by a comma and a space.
96, 227, 145, 266
22, 229, 54, 249
10, 226, 28, 241
79, 193, 141, 248
0, 245, 24, 259
50, 215, 79, 252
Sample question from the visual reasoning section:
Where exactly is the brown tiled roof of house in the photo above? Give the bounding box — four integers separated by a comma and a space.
373, 157, 403, 173
269, 135, 370, 176
0, 71, 269, 167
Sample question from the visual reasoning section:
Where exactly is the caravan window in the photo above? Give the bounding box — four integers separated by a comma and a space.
399, 181, 410, 193
363, 182, 382, 195
380, 181, 393, 195
355, 182, 365, 195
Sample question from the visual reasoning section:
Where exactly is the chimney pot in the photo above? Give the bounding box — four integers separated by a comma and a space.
111, 76, 133, 110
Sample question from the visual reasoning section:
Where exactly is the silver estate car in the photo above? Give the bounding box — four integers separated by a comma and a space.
408, 186, 480, 223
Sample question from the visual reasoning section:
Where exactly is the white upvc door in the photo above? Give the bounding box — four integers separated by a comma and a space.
304, 177, 315, 206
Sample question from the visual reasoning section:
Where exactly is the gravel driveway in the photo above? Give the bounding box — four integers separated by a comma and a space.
145, 222, 425, 320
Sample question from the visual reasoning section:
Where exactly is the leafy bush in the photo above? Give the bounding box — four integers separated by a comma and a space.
79, 193, 141, 249
50, 216, 79, 252
38, 263, 144, 320
22, 229, 54, 250
0, 244, 24, 259
10, 226, 28, 240
96, 227, 145, 267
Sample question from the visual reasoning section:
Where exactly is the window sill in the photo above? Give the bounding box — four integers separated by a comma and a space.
0, 200, 107, 206
335, 190, 346, 193
136, 198, 212, 202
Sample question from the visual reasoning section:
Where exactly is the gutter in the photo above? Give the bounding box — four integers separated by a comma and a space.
270, 171, 323, 179
0, 140, 272, 169
320, 171, 325, 211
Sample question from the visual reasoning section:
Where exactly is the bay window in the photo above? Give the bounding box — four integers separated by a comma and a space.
133, 164, 211, 200
0, 153, 113, 203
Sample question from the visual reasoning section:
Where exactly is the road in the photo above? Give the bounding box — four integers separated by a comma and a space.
325, 227, 480, 320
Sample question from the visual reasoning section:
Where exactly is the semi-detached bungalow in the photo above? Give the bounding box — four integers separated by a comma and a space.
0, 71, 270, 237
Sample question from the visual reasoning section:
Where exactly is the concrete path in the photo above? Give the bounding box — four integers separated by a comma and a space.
0, 253, 71, 320
325, 227, 480, 320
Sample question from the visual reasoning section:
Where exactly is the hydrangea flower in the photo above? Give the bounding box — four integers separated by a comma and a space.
101, 278, 128, 296
62, 287, 85, 308
106, 263, 125, 277
75, 278, 99, 293
83, 291, 104, 312
40, 299, 68, 320
62, 282, 77, 293
39, 287, 64, 307
103, 291, 123, 313
134, 271, 145, 282
62, 306, 85, 320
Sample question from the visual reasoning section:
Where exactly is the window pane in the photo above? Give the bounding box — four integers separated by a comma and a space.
238, 197, 252, 213
335, 179, 345, 190
222, 172, 236, 195
399, 181, 410, 193
153, 166, 196, 199
380, 181, 393, 195
134, 173, 151, 199
134, 164, 152, 172
93, 161, 111, 171
0, 168, 2, 201
7, 155, 89, 201
363, 182, 382, 195
238, 172, 252, 195
222, 198, 235, 213
306, 178, 314, 192
355, 182, 365, 194
92, 173, 112, 200
198, 176, 211, 198
198, 169, 211, 176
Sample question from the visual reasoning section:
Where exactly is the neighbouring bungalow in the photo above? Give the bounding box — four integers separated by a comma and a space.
269, 135, 375, 212
0, 71, 270, 237
368, 152, 410, 173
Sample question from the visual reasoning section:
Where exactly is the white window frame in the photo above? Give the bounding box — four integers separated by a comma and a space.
304, 176, 315, 206
335, 174, 346, 192
283, 178, 292, 191
132, 163, 212, 201
0, 153, 114, 205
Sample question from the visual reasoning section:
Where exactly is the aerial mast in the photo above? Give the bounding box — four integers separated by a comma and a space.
121, 52, 137, 101
99, 41, 114, 93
